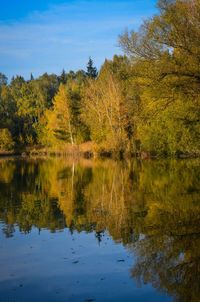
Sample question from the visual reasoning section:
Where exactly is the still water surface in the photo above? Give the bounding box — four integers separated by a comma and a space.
0, 158, 199, 302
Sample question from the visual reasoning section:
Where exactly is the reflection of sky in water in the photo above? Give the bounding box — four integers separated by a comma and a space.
0, 227, 171, 302
0, 158, 199, 302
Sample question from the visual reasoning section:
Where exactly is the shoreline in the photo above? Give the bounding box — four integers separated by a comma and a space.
0, 145, 199, 159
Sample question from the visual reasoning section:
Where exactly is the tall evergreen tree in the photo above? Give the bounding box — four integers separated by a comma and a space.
30, 73, 34, 81
86, 57, 98, 79
0, 73, 8, 87
59, 69, 67, 84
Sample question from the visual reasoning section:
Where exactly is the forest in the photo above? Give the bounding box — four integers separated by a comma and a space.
0, 0, 200, 157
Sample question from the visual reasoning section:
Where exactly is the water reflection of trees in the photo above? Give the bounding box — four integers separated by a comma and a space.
0, 159, 66, 235
0, 158, 200, 301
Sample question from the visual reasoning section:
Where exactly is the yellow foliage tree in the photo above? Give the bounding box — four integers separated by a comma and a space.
46, 84, 74, 146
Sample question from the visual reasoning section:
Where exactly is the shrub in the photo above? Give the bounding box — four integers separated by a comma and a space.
0, 129, 14, 151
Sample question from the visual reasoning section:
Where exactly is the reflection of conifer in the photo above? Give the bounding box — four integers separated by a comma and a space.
95, 230, 104, 244
3, 224, 15, 238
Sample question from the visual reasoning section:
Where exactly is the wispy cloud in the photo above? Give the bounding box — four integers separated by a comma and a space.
0, 0, 156, 79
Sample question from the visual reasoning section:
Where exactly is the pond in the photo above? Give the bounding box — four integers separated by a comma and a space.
0, 157, 199, 302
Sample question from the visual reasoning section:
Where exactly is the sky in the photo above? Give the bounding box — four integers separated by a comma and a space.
0, 0, 157, 79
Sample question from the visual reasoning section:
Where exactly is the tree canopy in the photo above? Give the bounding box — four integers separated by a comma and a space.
0, 0, 199, 156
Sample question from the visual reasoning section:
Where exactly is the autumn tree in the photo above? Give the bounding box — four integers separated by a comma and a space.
119, 0, 200, 155
83, 67, 130, 153
45, 84, 74, 145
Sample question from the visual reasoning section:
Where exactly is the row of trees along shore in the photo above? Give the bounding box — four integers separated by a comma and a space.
0, 0, 200, 157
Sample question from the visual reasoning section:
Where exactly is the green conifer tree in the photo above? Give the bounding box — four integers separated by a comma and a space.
86, 57, 98, 78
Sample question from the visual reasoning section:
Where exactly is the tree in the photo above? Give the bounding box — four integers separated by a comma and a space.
0, 129, 14, 151
99, 56, 142, 153
118, 0, 200, 155
0, 73, 8, 87
0, 85, 16, 130
83, 69, 129, 153
45, 79, 90, 147
30, 73, 34, 81
119, 0, 200, 96
86, 57, 98, 78
46, 84, 75, 145
37, 73, 59, 107
75, 70, 87, 84
59, 69, 67, 84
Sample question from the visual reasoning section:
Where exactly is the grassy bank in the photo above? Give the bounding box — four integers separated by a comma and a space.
0, 142, 200, 159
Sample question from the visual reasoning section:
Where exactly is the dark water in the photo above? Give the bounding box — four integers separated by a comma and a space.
0, 158, 199, 302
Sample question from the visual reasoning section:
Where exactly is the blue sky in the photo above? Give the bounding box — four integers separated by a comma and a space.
0, 0, 157, 79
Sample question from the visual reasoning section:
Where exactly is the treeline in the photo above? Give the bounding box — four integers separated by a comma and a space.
0, 0, 200, 156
